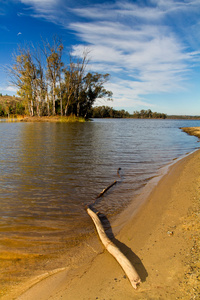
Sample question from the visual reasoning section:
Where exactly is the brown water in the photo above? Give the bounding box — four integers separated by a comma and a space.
0, 118, 200, 296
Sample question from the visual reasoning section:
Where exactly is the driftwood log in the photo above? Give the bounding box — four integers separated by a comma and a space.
86, 169, 141, 289
87, 207, 141, 289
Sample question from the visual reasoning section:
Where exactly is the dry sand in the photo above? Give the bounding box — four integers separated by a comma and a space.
3, 142, 200, 299
181, 127, 200, 139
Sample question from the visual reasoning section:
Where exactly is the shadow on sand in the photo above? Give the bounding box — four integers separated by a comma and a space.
93, 209, 148, 283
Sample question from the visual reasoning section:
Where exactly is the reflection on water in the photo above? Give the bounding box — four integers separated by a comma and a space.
0, 119, 200, 294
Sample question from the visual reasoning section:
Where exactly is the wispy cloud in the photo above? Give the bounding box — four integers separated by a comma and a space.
68, 1, 200, 108
0, 25, 10, 31
19, 0, 60, 21
0, 85, 18, 94
20, 0, 57, 8
15, 0, 200, 109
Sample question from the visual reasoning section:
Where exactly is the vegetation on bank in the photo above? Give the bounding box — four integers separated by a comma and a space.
167, 115, 200, 120
132, 109, 167, 119
92, 107, 167, 118
2, 36, 200, 121
1, 95, 200, 120
0, 95, 25, 117
181, 127, 200, 138
5, 37, 112, 118
20, 115, 86, 122
92, 106, 130, 118
0, 97, 166, 119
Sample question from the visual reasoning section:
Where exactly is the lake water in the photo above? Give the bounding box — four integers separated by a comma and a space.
0, 118, 200, 294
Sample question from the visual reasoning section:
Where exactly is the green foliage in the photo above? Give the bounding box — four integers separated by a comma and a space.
91, 107, 167, 119
132, 109, 167, 119
91, 106, 130, 118
8, 38, 112, 118
15, 101, 25, 115
0, 104, 4, 116
0, 96, 25, 117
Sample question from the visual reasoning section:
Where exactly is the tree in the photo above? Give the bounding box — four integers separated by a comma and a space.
62, 49, 89, 116
32, 46, 47, 116
6, 38, 112, 118
43, 37, 64, 115
11, 47, 37, 116
132, 109, 166, 119
80, 72, 112, 118
62, 50, 112, 118
91, 106, 130, 118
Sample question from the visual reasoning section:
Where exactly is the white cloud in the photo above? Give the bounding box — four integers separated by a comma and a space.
0, 85, 18, 94
7, 86, 18, 92
70, 21, 194, 99
19, 0, 59, 17
20, 0, 56, 6
68, 1, 200, 109
15, 0, 200, 110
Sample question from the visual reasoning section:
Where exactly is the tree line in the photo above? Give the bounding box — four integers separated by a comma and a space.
132, 109, 167, 119
0, 95, 169, 119
92, 107, 167, 119
92, 106, 130, 118
6, 37, 112, 118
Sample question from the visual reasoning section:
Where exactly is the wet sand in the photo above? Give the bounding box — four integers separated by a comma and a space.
3, 148, 200, 299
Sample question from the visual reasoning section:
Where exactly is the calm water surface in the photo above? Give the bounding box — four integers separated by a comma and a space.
0, 119, 200, 288
1, 119, 200, 235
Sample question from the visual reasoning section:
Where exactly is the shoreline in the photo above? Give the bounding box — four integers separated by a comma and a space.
181, 126, 200, 138
4, 148, 200, 300
0, 115, 86, 123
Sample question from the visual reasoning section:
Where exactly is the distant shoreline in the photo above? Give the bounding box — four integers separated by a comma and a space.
1, 116, 200, 122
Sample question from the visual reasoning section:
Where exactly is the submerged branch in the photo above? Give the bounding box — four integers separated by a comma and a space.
90, 168, 121, 207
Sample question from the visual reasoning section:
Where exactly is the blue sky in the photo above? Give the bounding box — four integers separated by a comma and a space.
0, 0, 200, 115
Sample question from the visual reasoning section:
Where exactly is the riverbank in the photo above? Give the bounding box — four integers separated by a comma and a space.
181, 126, 200, 138
0, 115, 86, 122
4, 148, 199, 299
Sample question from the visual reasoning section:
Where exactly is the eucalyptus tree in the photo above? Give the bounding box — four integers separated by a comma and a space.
8, 46, 37, 116
79, 72, 113, 118
43, 37, 64, 115
32, 47, 47, 116
7, 45, 47, 116
7, 39, 113, 118
63, 49, 89, 116
63, 50, 112, 117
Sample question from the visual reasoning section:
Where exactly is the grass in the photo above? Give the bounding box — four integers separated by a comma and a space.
19, 115, 86, 123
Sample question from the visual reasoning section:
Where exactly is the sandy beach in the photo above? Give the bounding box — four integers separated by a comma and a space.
3, 134, 200, 299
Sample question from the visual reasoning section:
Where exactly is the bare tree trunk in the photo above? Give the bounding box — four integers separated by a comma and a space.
36, 100, 40, 117
64, 92, 72, 116
60, 97, 63, 116
64, 103, 68, 116
77, 102, 80, 117
59, 78, 63, 116
30, 99, 34, 116
46, 94, 49, 116
52, 82, 56, 115
35, 92, 40, 117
